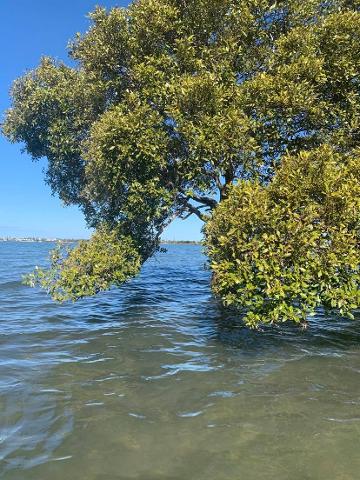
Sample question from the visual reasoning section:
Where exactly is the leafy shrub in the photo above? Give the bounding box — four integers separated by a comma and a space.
205, 146, 360, 327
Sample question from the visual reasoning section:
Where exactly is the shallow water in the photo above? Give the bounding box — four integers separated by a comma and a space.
0, 242, 360, 480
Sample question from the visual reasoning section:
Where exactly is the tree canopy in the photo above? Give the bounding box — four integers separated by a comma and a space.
2, 0, 360, 327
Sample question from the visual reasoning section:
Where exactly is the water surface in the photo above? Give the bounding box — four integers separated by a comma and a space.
1, 242, 360, 479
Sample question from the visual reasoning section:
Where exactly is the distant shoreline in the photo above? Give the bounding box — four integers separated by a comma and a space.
0, 237, 80, 243
0, 237, 201, 245
161, 240, 201, 245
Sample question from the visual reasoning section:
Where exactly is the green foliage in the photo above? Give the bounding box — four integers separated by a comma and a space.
2, 57, 107, 205
24, 229, 141, 302
206, 146, 360, 327
2, 0, 360, 322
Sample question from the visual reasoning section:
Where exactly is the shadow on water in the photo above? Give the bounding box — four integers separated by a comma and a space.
210, 303, 360, 353
75, 272, 360, 358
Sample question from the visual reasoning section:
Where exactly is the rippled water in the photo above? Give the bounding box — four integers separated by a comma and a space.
1, 242, 360, 479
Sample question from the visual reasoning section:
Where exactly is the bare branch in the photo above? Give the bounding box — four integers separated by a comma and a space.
179, 188, 217, 209
177, 195, 209, 221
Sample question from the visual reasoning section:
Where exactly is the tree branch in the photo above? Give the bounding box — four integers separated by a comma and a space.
177, 195, 209, 221
179, 188, 218, 209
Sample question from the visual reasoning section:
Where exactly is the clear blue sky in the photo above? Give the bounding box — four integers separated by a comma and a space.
0, 0, 203, 240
